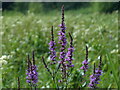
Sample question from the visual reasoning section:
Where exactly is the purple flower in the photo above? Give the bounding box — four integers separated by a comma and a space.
65, 33, 74, 68
49, 26, 57, 63
26, 52, 38, 84
95, 56, 103, 81
80, 60, 88, 71
88, 56, 102, 88
26, 65, 38, 84
89, 73, 100, 88
58, 5, 67, 61
58, 80, 62, 83
89, 70, 101, 88
80, 46, 89, 74
95, 68, 102, 79
58, 5, 68, 80
88, 63, 96, 88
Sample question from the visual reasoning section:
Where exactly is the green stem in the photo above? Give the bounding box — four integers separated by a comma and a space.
53, 70, 59, 89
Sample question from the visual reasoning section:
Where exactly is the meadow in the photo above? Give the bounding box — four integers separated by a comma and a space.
1, 9, 119, 88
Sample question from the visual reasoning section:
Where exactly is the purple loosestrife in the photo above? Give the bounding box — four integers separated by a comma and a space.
88, 56, 102, 88
58, 5, 67, 61
58, 5, 67, 81
88, 63, 97, 88
26, 51, 38, 84
80, 46, 89, 74
65, 33, 74, 68
95, 56, 102, 84
49, 26, 57, 64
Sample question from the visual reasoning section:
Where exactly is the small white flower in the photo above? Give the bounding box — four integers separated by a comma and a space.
0, 55, 12, 60
111, 49, 118, 54
47, 56, 51, 62
46, 85, 50, 88
0, 60, 7, 65
0, 55, 7, 60
98, 56, 100, 59
88, 47, 95, 51
41, 86, 45, 88
2, 60, 8, 65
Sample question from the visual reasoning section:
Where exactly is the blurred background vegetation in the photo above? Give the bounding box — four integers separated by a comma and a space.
1, 2, 119, 89
2, 2, 118, 14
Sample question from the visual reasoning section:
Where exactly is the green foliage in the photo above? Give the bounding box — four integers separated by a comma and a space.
90, 2, 118, 13
1, 9, 118, 88
14, 2, 29, 14
2, 2, 118, 14
29, 3, 43, 13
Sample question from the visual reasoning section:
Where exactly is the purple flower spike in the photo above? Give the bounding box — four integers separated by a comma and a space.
57, 5, 68, 80
88, 56, 103, 88
49, 26, 57, 64
95, 56, 102, 80
65, 33, 74, 68
94, 56, 103, 82
80, 46, 89, 74
26, 52, 38, 84
26, 65, 38, 84
88, 63, 97, 88
58, 5, 67, 61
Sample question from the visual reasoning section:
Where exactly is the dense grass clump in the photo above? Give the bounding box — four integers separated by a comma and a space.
1, 9, 118, 88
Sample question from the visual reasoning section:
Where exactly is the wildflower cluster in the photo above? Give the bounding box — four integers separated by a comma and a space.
26, 51, 38, 85
58, 5, 67, 61
57, 5, 67, 81
88, 56, 102, 88
23, 5, 103, 89
41, 5, 75, 84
